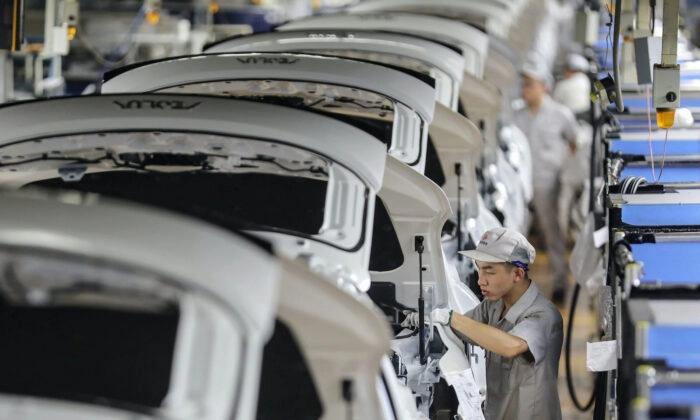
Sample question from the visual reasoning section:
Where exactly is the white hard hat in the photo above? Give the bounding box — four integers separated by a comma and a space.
459, 227, 536, 266
566, 53, 589, 73
521, 58, 553, 91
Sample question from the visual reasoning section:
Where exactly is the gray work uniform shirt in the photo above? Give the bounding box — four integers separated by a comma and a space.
464, 281, 563, 420
512, 95, 578, 187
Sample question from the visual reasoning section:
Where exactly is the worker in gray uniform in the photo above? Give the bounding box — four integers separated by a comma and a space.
512, 58, 578, 305
404, 227, 563, 419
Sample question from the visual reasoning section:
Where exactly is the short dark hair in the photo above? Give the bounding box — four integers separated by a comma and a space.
503, 262, 528, 278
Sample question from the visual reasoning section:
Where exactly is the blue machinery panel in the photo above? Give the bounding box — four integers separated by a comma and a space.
621, 203, 700, 226
621, 165, 700, 182
610, 139, 700, 156
630, 243, 700, 285
646, 326, 700, 369
651, 384, 700, 405
622, 97, 700, 111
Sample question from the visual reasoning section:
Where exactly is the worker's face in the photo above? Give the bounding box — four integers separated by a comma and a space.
475, 261, 520, 301
520, 75, 546, 106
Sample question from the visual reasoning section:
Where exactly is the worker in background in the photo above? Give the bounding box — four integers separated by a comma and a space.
512, 57, 578, 305
553, 53, 593, 241
403, 227, 563, 420
553, 53, 591, 120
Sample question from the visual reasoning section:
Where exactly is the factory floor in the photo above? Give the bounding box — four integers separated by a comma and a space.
529, 245, 597, 420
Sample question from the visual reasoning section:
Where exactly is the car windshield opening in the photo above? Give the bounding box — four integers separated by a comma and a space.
0, 253, 180, 410
33, 172, 328, 237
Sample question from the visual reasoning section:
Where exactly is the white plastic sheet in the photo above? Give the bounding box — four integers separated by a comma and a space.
443, 369, 485, 420
570, 213, 606, 296
586, 340, 617, 371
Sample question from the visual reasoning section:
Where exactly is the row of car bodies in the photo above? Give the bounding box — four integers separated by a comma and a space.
0, 94, 416, 420
100, 35, 494, 418
0, 1, 548, 419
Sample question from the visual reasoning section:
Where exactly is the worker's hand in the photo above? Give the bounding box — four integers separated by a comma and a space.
400, 311, 420, 329
400, 308, 453, 328
431, 307, 453, 326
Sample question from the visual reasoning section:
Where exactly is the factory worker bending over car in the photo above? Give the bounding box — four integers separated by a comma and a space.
403, 227, 563, 420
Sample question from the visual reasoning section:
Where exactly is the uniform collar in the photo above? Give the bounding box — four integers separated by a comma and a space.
504, 280, 539, 324
527, 94, 553, 116
540, 94, 555, 110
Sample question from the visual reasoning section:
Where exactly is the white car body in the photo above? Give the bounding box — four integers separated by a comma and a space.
372, 156, 485, 417
277, 12, 489, 80
348, 0, 514, 40
0, 191, 279, 420
100, 55, 481, 416
273, 13, 530, 234
0, 94, 385, 293
333, 3, 538, 229
204, 30, 464, 111
275, 256, 411, 420
459, 73, 531, 234
375, 156, 482, 314
346, 0, 545, 62
277, 8, 522, 106
100, 50, 489, 269
0, 96, 423, 420
102, 52, 435, 173
430, 103, 492, 284
198, 30, 494, 334
484, 37, 520, 102
200, 34, 484, 231
200, 33, 488, 250
500, 123, 534, 204
97, 50, 488, 416
0, 191, 412, 420
459, 72, 501, 153
287, 6, 522, 112
430, 103, 482, 220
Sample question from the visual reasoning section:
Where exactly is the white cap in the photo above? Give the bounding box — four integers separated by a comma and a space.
521, 58, 553, 91
674, 107, 695, 128
459, 227, 536, 265
566, 53, 589, 73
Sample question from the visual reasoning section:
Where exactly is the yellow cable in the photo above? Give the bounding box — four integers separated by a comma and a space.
646, 85, 655, 182
11, 0, 18, 50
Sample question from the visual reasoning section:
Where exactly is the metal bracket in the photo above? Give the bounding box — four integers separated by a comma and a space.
58, 164, 87, 182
